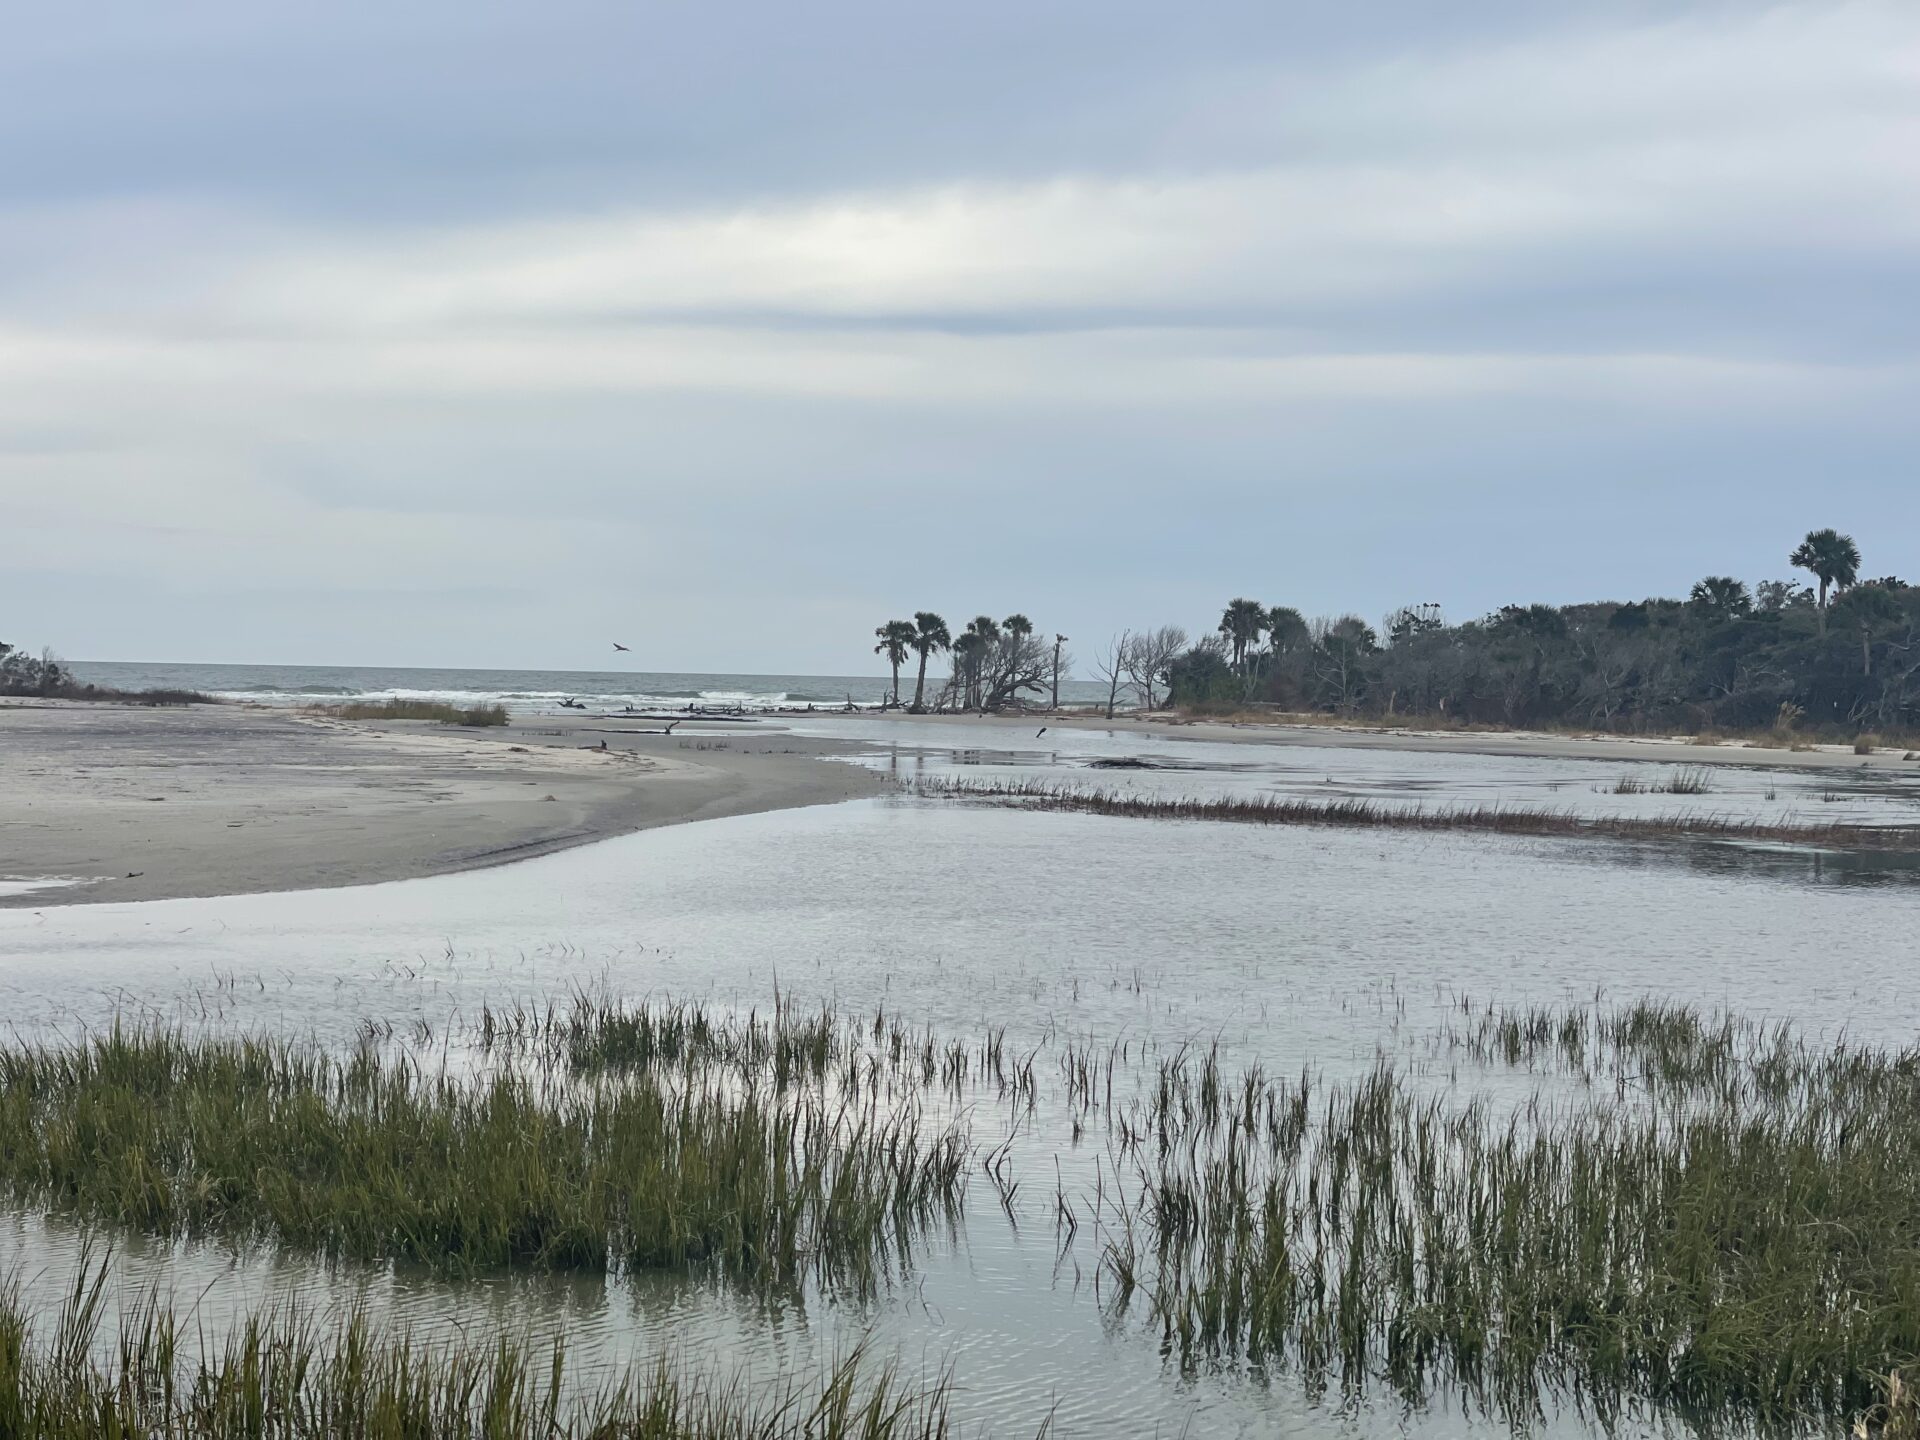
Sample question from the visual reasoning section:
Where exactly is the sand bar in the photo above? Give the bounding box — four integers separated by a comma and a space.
0, 702, 884, 908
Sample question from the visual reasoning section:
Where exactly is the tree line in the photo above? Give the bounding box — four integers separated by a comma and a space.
877, 529, 1920, 734
1165, 527, 1919, 733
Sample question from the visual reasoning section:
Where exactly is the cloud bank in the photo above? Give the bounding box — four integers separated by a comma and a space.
1, 1, 1915, 669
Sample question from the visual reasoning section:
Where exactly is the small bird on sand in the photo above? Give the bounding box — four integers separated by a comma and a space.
1036, 727, 1048, 737
613, 642, 630, 652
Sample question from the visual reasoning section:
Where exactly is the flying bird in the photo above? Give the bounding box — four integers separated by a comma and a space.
613, 642, 630, 652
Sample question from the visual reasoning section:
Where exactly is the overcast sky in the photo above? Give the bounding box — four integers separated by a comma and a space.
2, 3, 1915, 673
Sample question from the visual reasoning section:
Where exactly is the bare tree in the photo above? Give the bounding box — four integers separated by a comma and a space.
1049, 634, 1071, 710
977, 628, 1053, 709
1092, 631, 1132, 719
1122, 625, 1188, 710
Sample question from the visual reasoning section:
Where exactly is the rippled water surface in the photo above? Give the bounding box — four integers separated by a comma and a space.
2, 731, 1917, 1436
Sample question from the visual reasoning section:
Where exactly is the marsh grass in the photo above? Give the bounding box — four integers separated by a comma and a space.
0, 1024, 966, 1290
314, 699, 509, 726
1612, 766, 1713, 795
476, 996, 1039, 1113
1093, 1002, 1920, 1431
0, 1255, 958, 1438
921, 778, 1920, 851
7, 990, 1918, 1432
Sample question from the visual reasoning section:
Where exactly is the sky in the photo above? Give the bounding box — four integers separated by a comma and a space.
1, 2, 1916, 674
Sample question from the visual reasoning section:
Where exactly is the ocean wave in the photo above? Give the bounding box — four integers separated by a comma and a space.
209, 684, 868, 715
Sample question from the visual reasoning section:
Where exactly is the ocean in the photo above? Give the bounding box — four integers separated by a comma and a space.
64, 660, 1115, 715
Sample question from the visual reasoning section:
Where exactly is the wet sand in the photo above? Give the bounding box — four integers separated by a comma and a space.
0, 703, 884, 907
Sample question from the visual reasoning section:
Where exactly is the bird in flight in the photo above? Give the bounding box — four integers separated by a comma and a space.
613, 642, 630, 652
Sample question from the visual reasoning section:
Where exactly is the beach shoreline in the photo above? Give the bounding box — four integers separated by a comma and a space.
0, 701, 886, 908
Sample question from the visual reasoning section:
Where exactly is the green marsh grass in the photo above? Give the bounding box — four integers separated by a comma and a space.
1093, 1002, 1920, 1431
0, 1255, 958, 1438
0, 1023, 966, 1290
6, 992, 1918, 1432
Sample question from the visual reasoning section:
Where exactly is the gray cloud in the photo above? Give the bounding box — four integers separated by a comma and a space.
1, 1, 1915, 670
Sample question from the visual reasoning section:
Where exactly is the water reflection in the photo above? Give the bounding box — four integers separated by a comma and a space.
791, 717, 1920, 832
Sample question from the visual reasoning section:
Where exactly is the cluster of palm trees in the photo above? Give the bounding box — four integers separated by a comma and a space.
875, 611, 1064, 710
872, 613, 945, 710
1215, 598, 1311, 674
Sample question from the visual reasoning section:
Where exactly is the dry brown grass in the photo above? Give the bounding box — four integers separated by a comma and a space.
923, 778, 1920, 851
311, 699, 509, 726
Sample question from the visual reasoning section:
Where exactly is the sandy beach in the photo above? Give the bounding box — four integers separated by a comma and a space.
0, 702, 884, 907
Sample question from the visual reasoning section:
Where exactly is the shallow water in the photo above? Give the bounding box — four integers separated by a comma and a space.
789, 716, 1920, 830
2, 746, 1917, 1435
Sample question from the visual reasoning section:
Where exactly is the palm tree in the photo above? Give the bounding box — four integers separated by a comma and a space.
951, 630, 986, 710
1790, 528, 1861, 630
1266, 606, 1309, 656
1687, 576, 1752, 623
963, 617, 1000, 708
1218, 598, 1266, 672
908, 611, 950, 712
873, 620, 915, 705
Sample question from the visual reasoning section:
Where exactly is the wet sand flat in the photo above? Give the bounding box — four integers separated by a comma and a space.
0, 703, 883, 907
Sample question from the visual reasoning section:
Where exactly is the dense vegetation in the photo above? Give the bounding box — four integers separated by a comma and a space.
880, 529, 1920, 735
1167, 528, 1916, 734
0, 1019, 965, 1290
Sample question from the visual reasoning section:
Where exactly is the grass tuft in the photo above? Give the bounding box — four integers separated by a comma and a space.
315, 699, 509, 726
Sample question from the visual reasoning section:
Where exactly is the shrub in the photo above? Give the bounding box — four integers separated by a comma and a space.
319, 700, 509, 726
